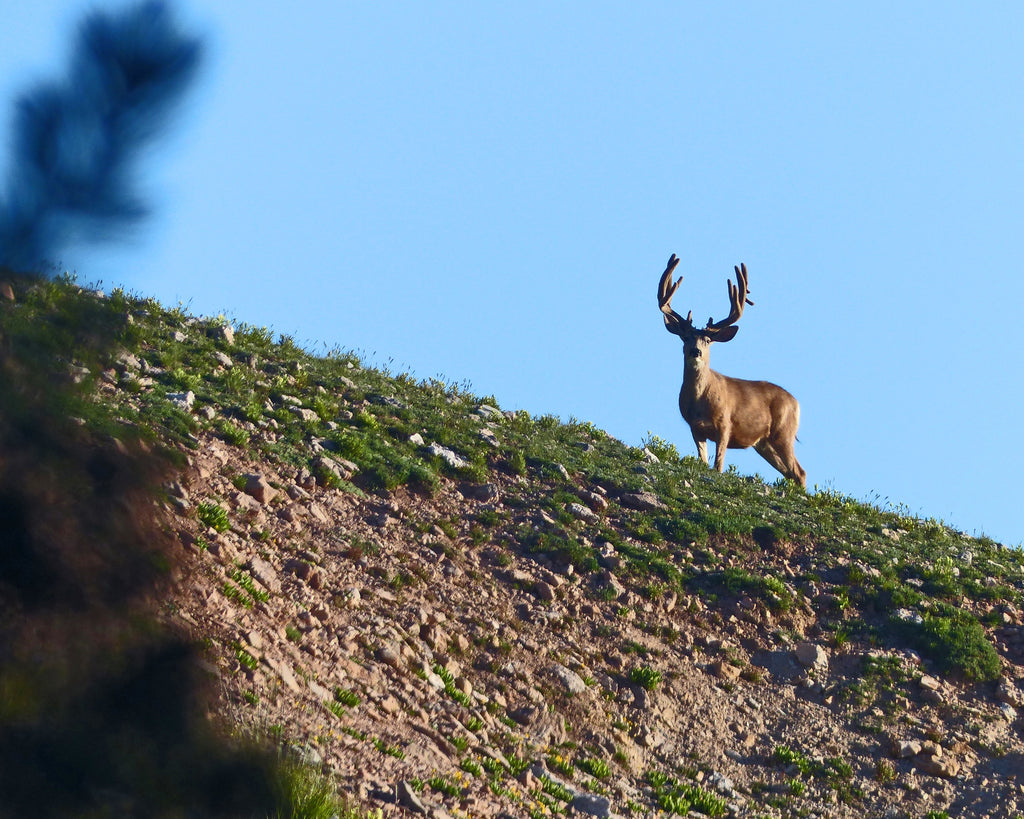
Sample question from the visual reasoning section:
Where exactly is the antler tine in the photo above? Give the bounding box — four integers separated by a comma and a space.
707, 262, 753, 332
735, 262, 754, 307
658, 253, 694, 337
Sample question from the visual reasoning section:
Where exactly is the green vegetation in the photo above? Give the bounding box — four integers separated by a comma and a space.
896, 607, 1002, 682
333, 687, 361, 708
646, 770, 728, 817
271, 760, 378, 819
226, 566, 270, 607
576, 755, 611, 779
771, 745, 860, 803
198, 501, 231, 532
433, 663, 473, 707
629, 665, 663, 691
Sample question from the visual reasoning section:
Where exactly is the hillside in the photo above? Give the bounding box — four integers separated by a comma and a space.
2, 275, 1023, 819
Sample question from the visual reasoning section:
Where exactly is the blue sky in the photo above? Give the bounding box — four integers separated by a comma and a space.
4, 2, 1022, 545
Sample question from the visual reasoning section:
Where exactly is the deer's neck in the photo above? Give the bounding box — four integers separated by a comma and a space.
681, 356, 714, 399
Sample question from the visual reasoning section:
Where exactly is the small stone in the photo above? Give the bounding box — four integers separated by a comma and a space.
794, 642, 829, 672
262, 656, 300, 692
707, 771, 738, 797
518, 768, 539, 792
533, 580, 557, 602
376, 643, 403, 668
619, 491, 667, 512
459, 482, 499, 502
996, 678, 1022, 706
420, 623, 449, 653
919, 675, 941, 691
312, 455, 355, 485
426, 442, 470, 469
510, 705, 541, 726
308, 680, 332, 703
895, 740, 922, 758
247, 556, 281, 594
896, 608, 923, 625
166, 390, 195, 411
917, 753, 959, 778
290, 406, 319, 423
596, 542, 621, 570
117, 351, 143, 371
396, 781, 428, 815
213, 351, 233, 368
567, 502, 597, 522
600, 571, 627, 599
712, 659, 742, 682
553, 663, 588, 695
243, 474, 277, 505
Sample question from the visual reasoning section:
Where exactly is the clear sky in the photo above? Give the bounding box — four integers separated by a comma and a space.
4, 2, 1022, 546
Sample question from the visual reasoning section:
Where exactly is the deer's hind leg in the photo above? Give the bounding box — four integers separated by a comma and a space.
755, 438, 806, 488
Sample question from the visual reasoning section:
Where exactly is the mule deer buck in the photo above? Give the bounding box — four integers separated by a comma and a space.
657, 254, 806, 487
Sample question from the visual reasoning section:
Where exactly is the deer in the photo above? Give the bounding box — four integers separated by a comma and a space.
657, 254, 806, 488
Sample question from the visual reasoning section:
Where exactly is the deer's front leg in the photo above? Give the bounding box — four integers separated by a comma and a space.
713, 429, 730, 472
692, 433, 709, 466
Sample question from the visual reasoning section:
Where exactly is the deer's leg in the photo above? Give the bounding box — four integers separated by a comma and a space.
754, 440, 788, 478
713, 429, 730, 472
773, 438, 807, 489
692, 435, 709, 466
756, 439, 807, 489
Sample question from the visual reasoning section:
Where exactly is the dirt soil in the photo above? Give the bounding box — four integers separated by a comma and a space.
165, 432, 1024, 819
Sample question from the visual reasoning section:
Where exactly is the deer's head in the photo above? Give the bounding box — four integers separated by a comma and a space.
657, 254, 753, 367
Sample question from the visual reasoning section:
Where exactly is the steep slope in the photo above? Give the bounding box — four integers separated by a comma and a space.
4, 277, 1024, 818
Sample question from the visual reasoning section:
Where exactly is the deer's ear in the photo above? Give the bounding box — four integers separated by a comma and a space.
715, 326, 739, 343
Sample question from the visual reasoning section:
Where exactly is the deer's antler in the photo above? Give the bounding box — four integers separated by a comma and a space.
658, 254, 695, 338
705, 263, 754, 338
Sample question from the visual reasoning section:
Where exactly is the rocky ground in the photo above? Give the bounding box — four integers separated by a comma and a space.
10, 277, 1018, 819
157, 428, 1024, 819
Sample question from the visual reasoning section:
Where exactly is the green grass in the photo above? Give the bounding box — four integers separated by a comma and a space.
270, 760, 364, 819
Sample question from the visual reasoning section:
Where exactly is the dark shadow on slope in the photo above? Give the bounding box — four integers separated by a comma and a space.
0, 341, 280, 815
